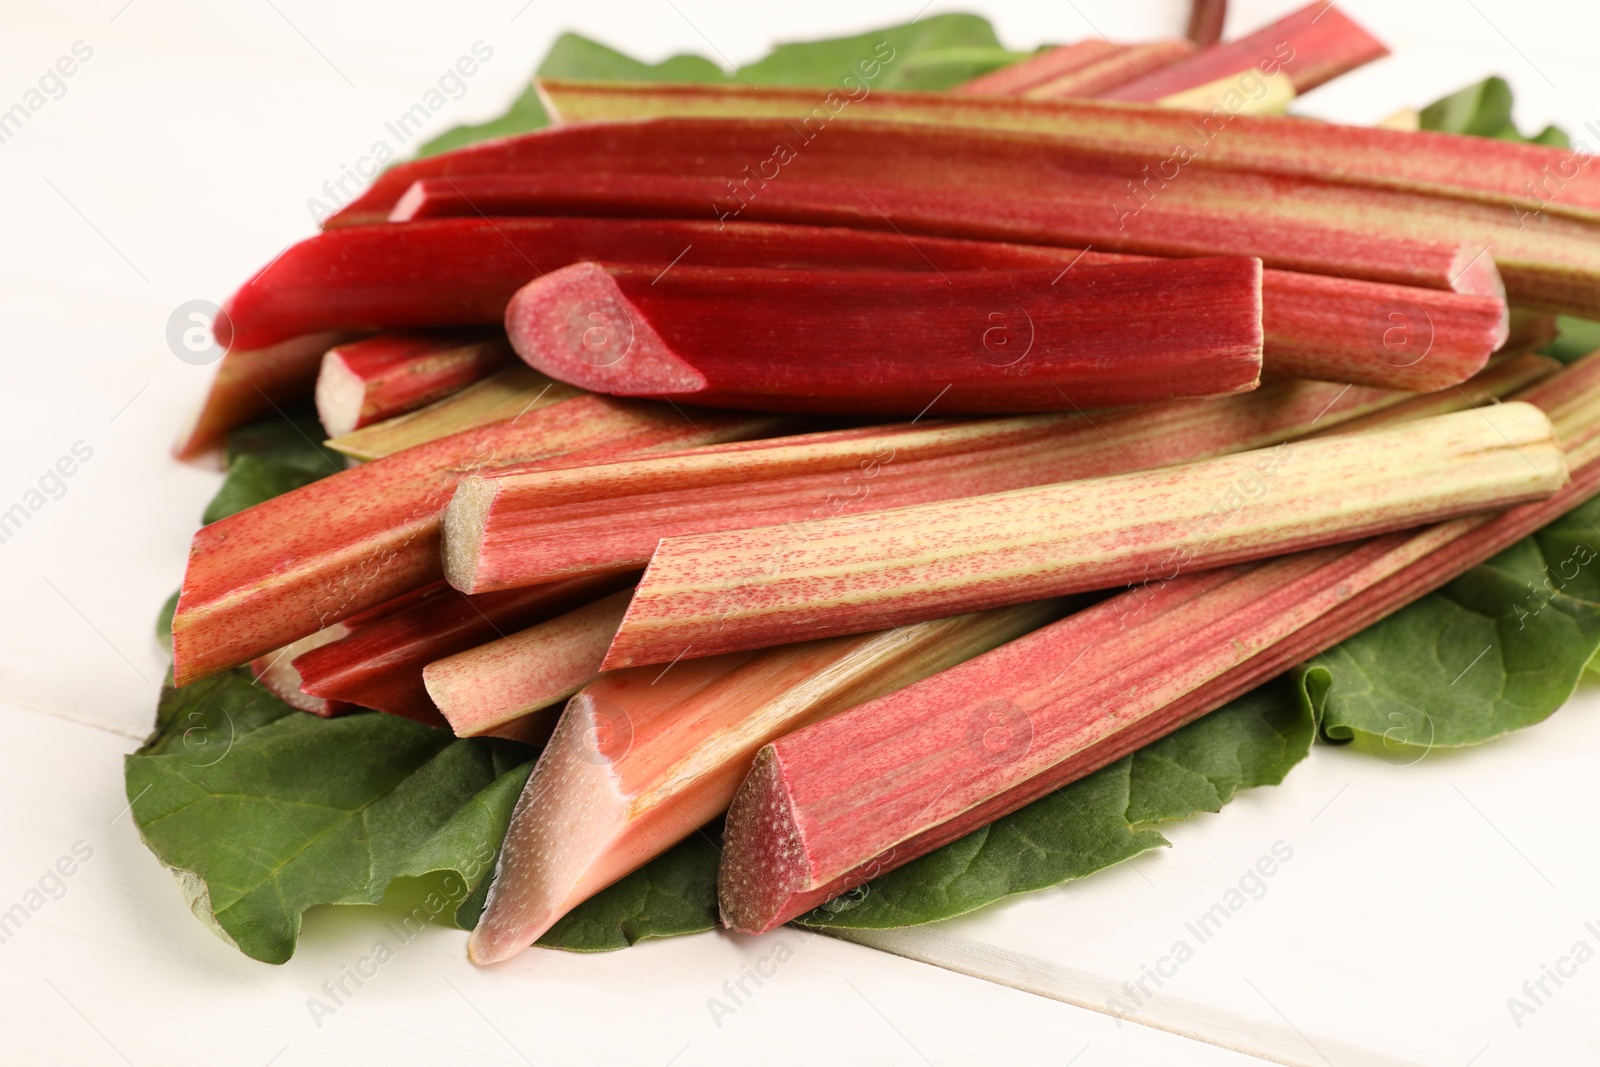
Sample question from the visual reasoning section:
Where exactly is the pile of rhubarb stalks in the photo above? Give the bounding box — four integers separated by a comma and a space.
166, 2, 1600, 965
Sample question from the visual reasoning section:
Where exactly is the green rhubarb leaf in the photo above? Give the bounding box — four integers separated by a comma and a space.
1312, 496, 1600, 755
798, 677, 1317, 930
537, 831, 723, 951
1418, 75, 1569, 147
155, 589, 179, 653
125, 670, 536, 963
204, 411, 343, 523
1542, 316, 1600, 363
416, 15, 1026, 157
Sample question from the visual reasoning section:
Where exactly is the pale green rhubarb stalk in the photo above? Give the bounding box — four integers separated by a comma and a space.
424, 588, 638, 739
602, 404, 1568, 670
170, 397, 785, 686
716, 357, 1600, 933
325, 365, 580, 462
443, 375, 1480, 596
467, 598, 1063, 965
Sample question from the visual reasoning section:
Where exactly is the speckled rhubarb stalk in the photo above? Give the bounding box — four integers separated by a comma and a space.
716, 357, 1600, 933
527, 83, 1600, 229
363, 121, 1537, 301
1101, 2, 1387, 101
315, 330, 514, 437
170, 397, 785, 686
326, 366, 579, 462
506, 259, 1265, 414
444, 377, 1410, 595
467, 598, 1062, 965
289, 573, 631, 725
424, 588, 638, 740
958, 40, 1197, 99
603, 404, 1568, 670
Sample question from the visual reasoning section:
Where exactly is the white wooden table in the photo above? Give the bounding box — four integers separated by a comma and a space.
2, 2, 1596, 1063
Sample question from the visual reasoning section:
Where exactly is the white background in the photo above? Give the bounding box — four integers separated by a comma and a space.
2, 1, 1598, 1064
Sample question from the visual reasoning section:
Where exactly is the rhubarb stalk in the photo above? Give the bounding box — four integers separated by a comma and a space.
468, 598, 1063, 964
171, 397, 785, 685
603, 404, 1568, 669
505, 259, 1265, 414
290, 573, 631, 726
717, 357, 1600, 933
444, 377, 1412, 595
326, 366, 580, 462
175, 332, 346, 461
315, 330, 514, 436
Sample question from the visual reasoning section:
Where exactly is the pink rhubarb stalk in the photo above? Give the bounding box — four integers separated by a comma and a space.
603, 404, 1568, 669
289, 573, 631, 726
716, 359, 1600, 933
315, 330, 514, 437
171, 396, 784, 686
444, 377, 1410, 595
505, 259, 1265, 414
468, 599, 1062, 964
423, 588, 638, 739
1101, 2, 1388, 100
958, 40, 1197, 99
325, 366, 581, 462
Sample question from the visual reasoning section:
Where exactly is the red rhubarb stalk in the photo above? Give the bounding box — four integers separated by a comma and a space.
171, 396, 785, 686
468, 599, 1063, 964
1104, 2, 1388, 100
959, 40, 1198, 99
505, 259, 1265, 415
364, 121, 1532, 301
955, 40, 1126, 95
249, 625, 355, 717
213, 212, 1508, 393
290, 573, 632, 726
444, 377, 1412, 595
528, 82, 1597, 230
423, 588, 637, 739
603, 404, 1568, 669
1185, 0, 1228, 48
315, 330, 514, 437
717, 359, 1600, 933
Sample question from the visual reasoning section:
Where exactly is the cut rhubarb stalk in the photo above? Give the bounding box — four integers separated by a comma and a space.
1305, 352, 1559, 438
1102, 2, 1388, 100
1152, 69, 1295, 117
366, 122, 1524, 301
219, 212, 1506, 394
506, 259, 1264, 414
524, 85, 1600, 233
955, 40, 1125, 95
175, 332, 347, 462
444, 377, 1404, 595
292, 573, 632, 725
718, 359, 1600, 933
424, 588, 637, 738
171, 396, 786, 686
1003, 42, 1199, 100
228, 218, 1164, 353
326, 366, 580, 462
249, 624, 354, 717
604, 403, 1568, 669
467, 598, 1062, 964
315, 330, 514, 437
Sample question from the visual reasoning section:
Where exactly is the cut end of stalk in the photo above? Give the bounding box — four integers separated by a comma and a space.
506, 262, 706, 397
718, 745, 811, 935
1450, 246, 1508, 301
249, 623, 352, 716
469, 690, 628, 965
442, 477, 495, 593
314, 349, 366, 438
